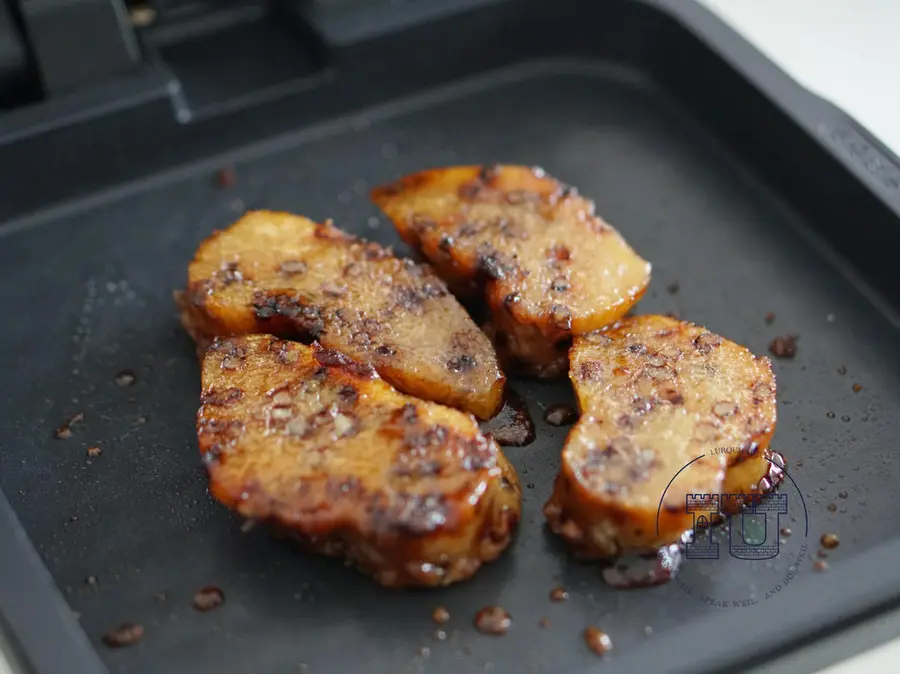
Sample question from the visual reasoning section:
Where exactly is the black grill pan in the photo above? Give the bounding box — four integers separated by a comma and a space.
2, 1, 900, 673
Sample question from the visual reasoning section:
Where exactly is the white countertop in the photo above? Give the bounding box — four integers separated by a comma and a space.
699, 0, 900, 155
2, 2, 897, 674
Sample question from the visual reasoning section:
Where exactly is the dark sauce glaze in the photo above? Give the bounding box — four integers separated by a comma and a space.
480, 388, 535, 447
601, 539, 686, 589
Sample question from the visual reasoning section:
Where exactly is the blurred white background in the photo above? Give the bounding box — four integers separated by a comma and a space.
699, 0, 900, 154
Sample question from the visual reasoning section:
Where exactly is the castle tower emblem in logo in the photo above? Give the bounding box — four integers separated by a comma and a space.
727, 494, 788, 560
684, 493, 789, 561
685, 494, 720, 559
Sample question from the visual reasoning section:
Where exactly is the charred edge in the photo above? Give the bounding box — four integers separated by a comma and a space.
479, 164, 499, 183
373, 172, 429, 201
660, 389, 685, 405
399, 403, 418, 424
325, 476, 365, 503
314, 347, 375, 378
219, 261, 242, 285
729, 441, 761, 466
483, 499, 519, 547
551, 277, 570, 292
502, 293, 521, 314
447, 354, 477, 373
505, 189, 540, 205
549, 244, 571, 262
438, 235, 455, 253
559, 184, 578, 199
412, 217, 438, 237
692, 332, 722, 354
252, 292, 325, 339
314, 221, 357, 243
458, 222, 480, 237
267, 338, 302, 365
198, 419, 244, 467
338, 385, 358, 404
459, 182, 482, 200
392, 283, 448, 314
186, 279, 214, 306
450, 330, 482, 353
201, 387, 244, 407
477, 252, 515, 282
363, 242, 391, 261
550, 304, 572, 331
209, 340, 247, 371
371, 492, 452, 537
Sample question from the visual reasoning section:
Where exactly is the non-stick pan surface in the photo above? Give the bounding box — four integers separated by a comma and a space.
1, 3, 900, 674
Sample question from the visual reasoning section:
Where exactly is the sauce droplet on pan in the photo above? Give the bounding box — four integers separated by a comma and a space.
544, 404, 577, 427
103, 623, 144, 648
820, 533, 840, 549
216, 166, 237, 188
480, 389, 535, 447
474, 606, 512, 635
55, 412, 84, 439
583, 627, 613, 656
768, 335, 797, 359
115, 370, 137, 387
192, 586, 225, 612
601, 540, 684, 589
549, 586, 569, 602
